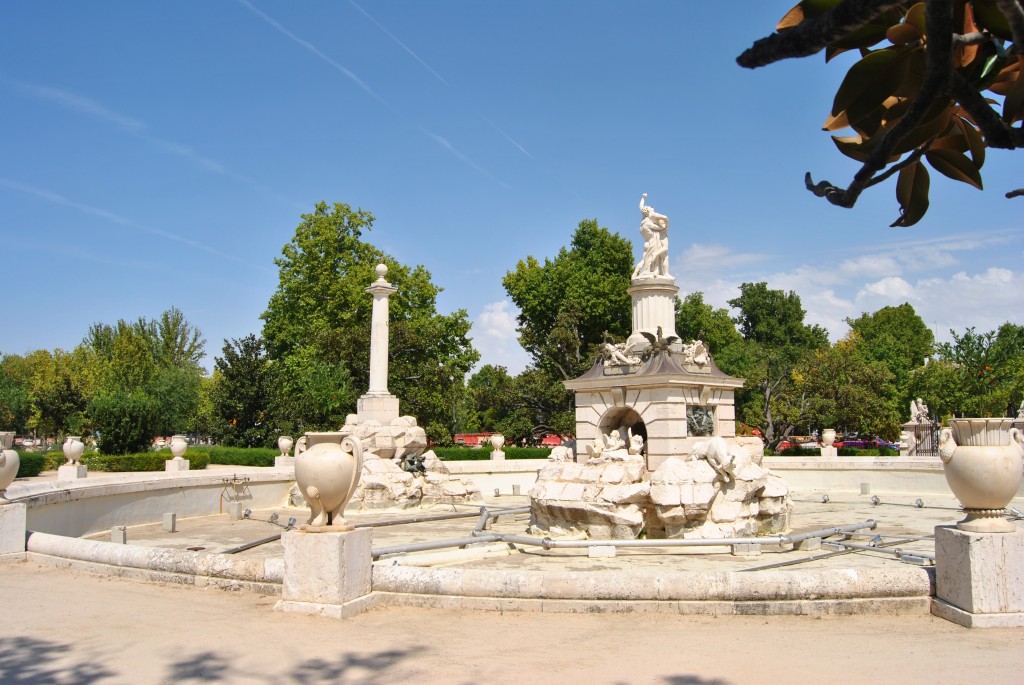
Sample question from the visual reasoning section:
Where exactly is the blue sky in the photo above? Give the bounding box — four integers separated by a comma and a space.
2, 1, 1021, 374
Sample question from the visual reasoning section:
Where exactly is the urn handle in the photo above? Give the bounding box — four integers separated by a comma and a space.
938, 427, 956, 464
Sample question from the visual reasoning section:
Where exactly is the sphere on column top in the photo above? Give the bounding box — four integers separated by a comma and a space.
375, 263, 388, 279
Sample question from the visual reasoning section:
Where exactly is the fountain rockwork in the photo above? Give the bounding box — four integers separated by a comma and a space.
529, 195, 792, 539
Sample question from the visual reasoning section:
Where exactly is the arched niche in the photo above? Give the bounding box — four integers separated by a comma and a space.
598, 407, 647, 453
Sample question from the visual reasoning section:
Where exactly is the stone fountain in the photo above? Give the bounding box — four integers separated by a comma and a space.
529, 195, 792, 540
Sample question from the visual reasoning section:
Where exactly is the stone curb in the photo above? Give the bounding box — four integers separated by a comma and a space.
371, 564, 934, 602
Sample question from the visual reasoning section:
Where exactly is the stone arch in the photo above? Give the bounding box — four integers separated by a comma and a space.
598, 407, 647, 453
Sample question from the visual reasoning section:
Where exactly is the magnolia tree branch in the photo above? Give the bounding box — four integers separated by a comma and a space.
737, 0, 909, 68
995, 0, 1024, 50
1008, 188, 1024, 198
806, 0, 956, 207
950, 70, 1024, 148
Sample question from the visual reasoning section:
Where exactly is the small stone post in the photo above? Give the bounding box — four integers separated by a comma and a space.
274, 528, 376, 619
357, 264, 400, 423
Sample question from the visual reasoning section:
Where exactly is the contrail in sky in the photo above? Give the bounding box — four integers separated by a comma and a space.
5, 77, 298, 206
236, 0, 387, 107
236, 0, 507, 189
347, 0, 449, 86
0, 177, 246, 263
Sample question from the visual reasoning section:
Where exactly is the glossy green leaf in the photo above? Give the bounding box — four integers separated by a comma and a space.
904, 3, 926, 34
832, 135, 871, 162
956, 117, 986, 167
925, 149, 983, 189
1002, 69, 1024, 124
832, 48, 913, 126
971, 0, 1013, 41
892, 162, 930, 227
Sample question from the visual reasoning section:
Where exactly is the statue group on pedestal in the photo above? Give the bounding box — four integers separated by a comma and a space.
632, 193, 670, 279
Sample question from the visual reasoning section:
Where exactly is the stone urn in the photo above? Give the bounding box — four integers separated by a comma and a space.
821, 429, 837, 446
277, 435, 293, 458
295, 435, 365, 529
938, 418, 1024, 533
0, 431, 19, 495
170, 435, 188, 460
490, 434, 505, 451
62, 436, 85, 465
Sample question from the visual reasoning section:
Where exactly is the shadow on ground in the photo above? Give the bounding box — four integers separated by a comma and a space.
168, 648, 417, 684
0, 637, 116, 685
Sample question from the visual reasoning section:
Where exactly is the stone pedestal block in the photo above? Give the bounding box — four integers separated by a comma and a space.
275, 527, 375, 619
490, 450, 505, 462
0, 502, 27, 556
164, 458, 190, 472
932, 524, 1024, 628
356, 393, 400, 424
820, 446, 837, 458
274, 456, 295, 468
57, 464, 87, 480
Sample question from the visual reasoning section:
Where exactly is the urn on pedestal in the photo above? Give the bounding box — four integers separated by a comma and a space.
821, 429, 837, 446
278, 435, 293, 458
170, 435, 188, 460
62, 436, 85, 465
938, 418, 1024, 533
0, 431, 19, 495
295, 435, 365, 529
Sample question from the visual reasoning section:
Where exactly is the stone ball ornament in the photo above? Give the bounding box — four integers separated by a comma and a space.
294, 435, 365, 530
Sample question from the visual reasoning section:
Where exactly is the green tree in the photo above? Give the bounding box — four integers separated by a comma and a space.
740, 1, 1024, 224
503, 220, 633, 378
846, 303, 934, 407
675, 291, 748, 376
729, 282, 829, 448
502, 220, 634, 437
0, 353, 32, 434
261, 201, 478, 441
796, 337, 900, 439
212, 335, 275, 448
25, 349, 89, 438
915, 323, 1024, 417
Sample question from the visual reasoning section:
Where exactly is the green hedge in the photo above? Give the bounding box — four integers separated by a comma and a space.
14, 451, 45, 478
78, 450, 210, 472
432, 446, 552, 461
774, 446, 821, 457
838, 446, 899, 456
187, 445, 279, 467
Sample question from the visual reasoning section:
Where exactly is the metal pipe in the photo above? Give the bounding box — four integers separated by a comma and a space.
822, 540, 936, 561
357, 506, 530, 529
373, 534, 504, 558
221, 533, 281, 555
740, 535, 933, 572
376, 521, 877, 558
537, 520, 877, 550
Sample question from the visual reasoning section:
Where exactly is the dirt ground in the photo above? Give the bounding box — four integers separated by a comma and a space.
2, 561, 1021, 685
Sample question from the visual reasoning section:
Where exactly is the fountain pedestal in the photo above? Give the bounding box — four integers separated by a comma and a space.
275, 527, 375, 619
932, 525, 1024, 628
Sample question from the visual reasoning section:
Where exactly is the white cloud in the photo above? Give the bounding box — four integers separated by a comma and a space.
839, 254, 901, 279
675, 243, 766, 278
471, 300, 530, 374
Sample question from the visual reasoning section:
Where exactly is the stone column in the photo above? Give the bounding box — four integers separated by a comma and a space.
625, 276, 681, 353
357, 264, 400, 423
0, 501, 27, 560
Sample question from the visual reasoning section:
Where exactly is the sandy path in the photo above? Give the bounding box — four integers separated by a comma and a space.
2, 561, 1021, 684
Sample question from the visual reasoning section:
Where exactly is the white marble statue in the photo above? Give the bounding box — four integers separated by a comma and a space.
603, 429, 626, 451
910, 397, 930, 424
1018, 399, 1024, 419
632, 193, 670, 279
627, 428, 644, 455
680, 339, 710, 367
601, 342, 641, 366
